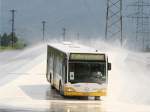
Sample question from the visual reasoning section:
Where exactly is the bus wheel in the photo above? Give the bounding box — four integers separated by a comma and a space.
51, 84, 55, 89
46, 74, 50, 82
95, 96, 100, 100
59, 84, 64, 96
49, 73, 52, 83
47, 73, 51, 83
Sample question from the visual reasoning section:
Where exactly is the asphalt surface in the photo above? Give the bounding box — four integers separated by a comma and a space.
0, 45, 150, 112
0, 45, 104, 112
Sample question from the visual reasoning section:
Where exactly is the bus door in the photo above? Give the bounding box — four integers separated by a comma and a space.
49, 52, 54, 86
53, 53, 58, 88
62, 59, 67, 83
62, 57, 67, 84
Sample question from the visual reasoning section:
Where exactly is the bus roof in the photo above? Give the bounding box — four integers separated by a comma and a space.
48, 42, 104, 54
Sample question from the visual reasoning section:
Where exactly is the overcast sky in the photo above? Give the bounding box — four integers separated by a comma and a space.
1, 0, 108, 42
1, 0, 149, 45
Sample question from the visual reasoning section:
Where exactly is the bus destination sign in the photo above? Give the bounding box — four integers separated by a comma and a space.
70, 53, 105, 61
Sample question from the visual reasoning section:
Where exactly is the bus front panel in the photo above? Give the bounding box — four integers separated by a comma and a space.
64, 60, 107, 96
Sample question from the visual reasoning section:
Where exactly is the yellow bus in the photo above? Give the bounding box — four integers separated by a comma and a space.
46, 42, 111, 100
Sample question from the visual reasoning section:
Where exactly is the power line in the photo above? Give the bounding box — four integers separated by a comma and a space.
10, 9, 16, 48
105, 0, 123, 46
77, 32, 80, 41
62, 28, 66, 41
42, 21, 46, 42
0, 34, 1, 47
127, 0, 150, 51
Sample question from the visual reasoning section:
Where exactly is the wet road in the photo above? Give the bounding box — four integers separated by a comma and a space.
0, 45, 150, 112
0, 102, 105, 112
0, 72, 107, 112
0, 45, 106, 112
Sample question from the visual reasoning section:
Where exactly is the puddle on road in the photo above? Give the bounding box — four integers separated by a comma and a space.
0, 102, 104, 112
20, 84, 101, 101
1, 43, 150, 112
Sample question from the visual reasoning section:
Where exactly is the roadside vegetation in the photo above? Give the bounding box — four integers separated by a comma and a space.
145, 45, 150, 52
0, 33, 26, 50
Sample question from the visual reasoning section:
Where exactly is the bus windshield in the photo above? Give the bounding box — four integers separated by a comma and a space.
69, 62, 106, 84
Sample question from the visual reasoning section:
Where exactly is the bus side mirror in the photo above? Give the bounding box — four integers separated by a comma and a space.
108, 63, 111, 71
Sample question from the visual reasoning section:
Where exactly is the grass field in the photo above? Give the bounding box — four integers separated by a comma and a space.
0, 43, 26, 51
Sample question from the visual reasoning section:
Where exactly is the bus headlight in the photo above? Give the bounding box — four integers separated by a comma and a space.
97, 88, 106, 93
65, 87, 76, 92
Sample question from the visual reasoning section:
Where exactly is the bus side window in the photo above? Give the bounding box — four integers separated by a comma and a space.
58, 56, 62, 76
53, 53, 56, 76
56, 54, 59, 75
63, 58, 67, 83
59, 57, 63, 77
56, 54, 60, 76
49, 52, 51, 70
50, 52, 53, 72
48, 51, 51, 72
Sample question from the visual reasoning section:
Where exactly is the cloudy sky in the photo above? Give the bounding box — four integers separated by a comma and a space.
1, 0, 109, 42
1, 0, 147, 44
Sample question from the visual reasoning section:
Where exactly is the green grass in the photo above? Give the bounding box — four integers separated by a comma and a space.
0, 46, 14, 51
0, 43, 26, 51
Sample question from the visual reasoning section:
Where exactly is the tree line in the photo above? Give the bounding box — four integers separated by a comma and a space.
146, 45, 150, 52
0, 33, 26, 49
0, 33, 18, 47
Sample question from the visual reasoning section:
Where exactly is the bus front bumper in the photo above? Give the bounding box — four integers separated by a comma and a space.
64, 91, 106, 96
